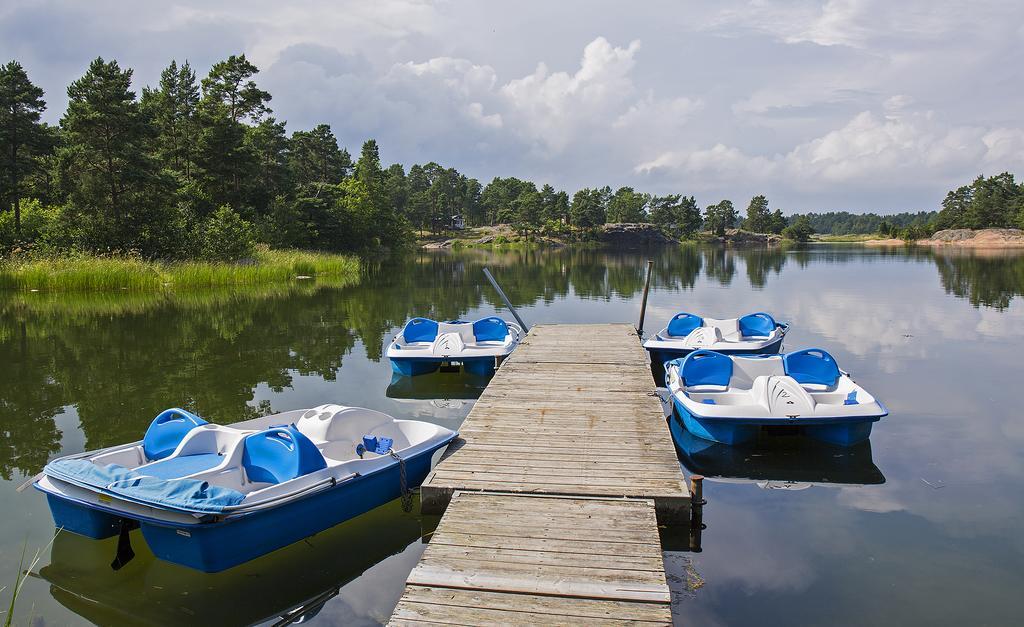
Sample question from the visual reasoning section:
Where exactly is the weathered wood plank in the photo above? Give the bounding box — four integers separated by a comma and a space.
396, 587, 671, 623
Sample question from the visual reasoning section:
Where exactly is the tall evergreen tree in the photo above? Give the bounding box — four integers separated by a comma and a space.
60, 57, 159, 247
141, 60, 200, 181
704, 200, 738, 236
0, 60, 47, 236
289, 124, 350, 188
743, 194, 771, 233
606, 187, 648, 223
196, 54, 271, 212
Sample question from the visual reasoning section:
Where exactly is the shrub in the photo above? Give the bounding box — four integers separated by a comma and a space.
200, 205, 256, 261
782, 216, 815, 242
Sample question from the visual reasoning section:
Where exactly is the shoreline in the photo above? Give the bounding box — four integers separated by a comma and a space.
0, 249, 361, 292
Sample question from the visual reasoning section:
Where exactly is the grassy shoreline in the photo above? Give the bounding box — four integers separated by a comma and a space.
0, 249, 361, 292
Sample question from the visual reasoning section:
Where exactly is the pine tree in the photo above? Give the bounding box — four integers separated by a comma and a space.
743, 195, 771, 233
60, 57, 157, 246
0, 60, 47, 236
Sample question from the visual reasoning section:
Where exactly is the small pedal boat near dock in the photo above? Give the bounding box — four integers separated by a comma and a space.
644, 312, 789, 365
666, 349, 887, 446
34, 405, 457, 572
386, 316, 522, 377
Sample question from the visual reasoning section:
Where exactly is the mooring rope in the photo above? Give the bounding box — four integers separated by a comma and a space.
389, 449, 412, 512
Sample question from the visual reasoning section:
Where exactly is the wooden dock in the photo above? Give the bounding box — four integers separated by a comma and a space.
390, 323, 689, 625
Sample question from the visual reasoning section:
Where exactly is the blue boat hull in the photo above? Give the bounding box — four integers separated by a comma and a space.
647, 336, 784, 369
671, 397, 878, 447
43, 438, 453, 572
390, 356, 497, 377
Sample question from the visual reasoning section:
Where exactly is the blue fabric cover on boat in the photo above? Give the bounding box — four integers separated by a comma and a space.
106, 476, 246, 513
45, 458, 139, 491
784, 348, 841, 387
242, 426, 326, 485
139, 453, 223, 479
44, 459, 246, 514
142, 408, 207, 461
679, 350, 733, 386
472, 317, 509, 342
738, 312, 777, 338
667, 312, 703, 338
402, 318, 439, 343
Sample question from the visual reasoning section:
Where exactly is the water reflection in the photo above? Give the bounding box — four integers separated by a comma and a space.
385, 371, 490, 402
38, 499, 422, 626
673, 428, 885, 487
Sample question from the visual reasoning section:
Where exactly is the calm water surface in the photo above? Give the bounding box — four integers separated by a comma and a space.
2, 245, 1023, 625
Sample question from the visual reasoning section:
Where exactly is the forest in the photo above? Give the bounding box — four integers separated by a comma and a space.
2, 55, 1023, 261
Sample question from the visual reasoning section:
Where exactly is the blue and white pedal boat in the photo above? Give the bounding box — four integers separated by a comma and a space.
644, 312, 789, 365
34, 405, 457, 572
386, 316, 522, 377
666, 349, 887, 446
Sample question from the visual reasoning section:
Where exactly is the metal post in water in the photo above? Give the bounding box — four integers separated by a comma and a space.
637, 259, 654, 335
482, 267, 529, 332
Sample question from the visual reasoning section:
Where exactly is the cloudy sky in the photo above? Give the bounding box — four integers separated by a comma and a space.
2, 0, 1023, 212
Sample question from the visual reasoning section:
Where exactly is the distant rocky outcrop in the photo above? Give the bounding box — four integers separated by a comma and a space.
599, 223, 677, 247
920, 228, 1024, 248
709, 229, 783, 245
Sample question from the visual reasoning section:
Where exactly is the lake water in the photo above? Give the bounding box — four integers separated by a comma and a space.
2, 244, 1023, 625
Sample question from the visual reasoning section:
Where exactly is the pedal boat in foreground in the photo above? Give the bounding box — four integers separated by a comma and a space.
386, 316, 522, 377
665, 349, 887, 446
34, 405, 457, 572
644, 312, 789, 364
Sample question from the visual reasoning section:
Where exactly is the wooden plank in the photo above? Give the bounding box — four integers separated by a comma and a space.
395, 587, 671, 623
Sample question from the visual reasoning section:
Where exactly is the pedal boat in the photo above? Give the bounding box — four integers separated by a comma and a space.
386, 316, 522, 377
665, 349, 887, 446
34, 405, 457, 572
644, 312, 789, 365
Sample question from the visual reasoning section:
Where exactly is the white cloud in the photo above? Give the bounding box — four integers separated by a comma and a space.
2, 0, 1023, 209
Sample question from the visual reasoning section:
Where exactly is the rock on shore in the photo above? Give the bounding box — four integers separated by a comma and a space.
919, 228, 1024, 248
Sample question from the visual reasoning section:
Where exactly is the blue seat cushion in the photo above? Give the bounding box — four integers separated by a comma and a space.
738, 312, 777, 338
242, 426, 326, 485
667, 313, 703, 337
473, 317, 509, 342
142, 408, 207, 461
139, 453, 224, 480
678, 350, 733, 387
784, 348, 841, 387
402, 318, 439, 343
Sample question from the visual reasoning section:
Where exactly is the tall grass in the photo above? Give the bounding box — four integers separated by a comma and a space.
0, 250, 361, 293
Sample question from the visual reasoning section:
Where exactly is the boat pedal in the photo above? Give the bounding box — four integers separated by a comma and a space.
110, 518, 139, 571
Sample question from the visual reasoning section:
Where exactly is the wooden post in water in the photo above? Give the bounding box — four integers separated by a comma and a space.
637, 259, 654, 335
689, 474, 705, 552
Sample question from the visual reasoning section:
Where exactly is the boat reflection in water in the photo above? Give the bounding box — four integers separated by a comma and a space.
385, 370, 490, 409
39, 498, 422, 626
670, 418, 886, 489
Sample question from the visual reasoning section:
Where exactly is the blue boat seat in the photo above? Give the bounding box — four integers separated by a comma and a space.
738, 312, 777, 338
666, 312, 704, 338
402, 318, 439, 343
784, 348, 841, 387
139, 453, 224, 479
472, 317, 509, 342
143, 408, 208, 461
679, 350, 733, 387
242, 426, 327, 485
